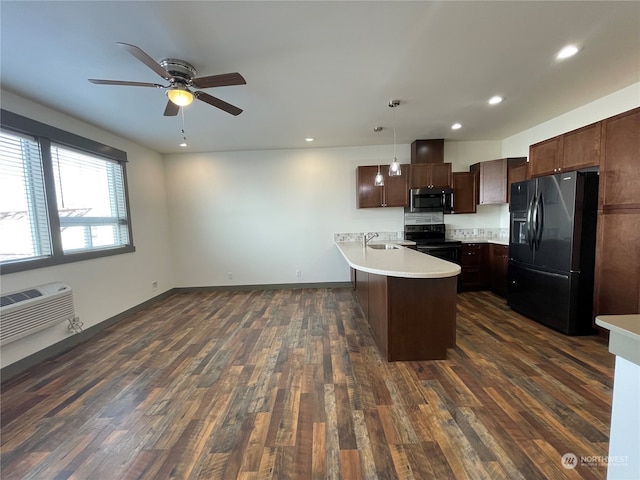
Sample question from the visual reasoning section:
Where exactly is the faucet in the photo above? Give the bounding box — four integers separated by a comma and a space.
363, 232, 378, 247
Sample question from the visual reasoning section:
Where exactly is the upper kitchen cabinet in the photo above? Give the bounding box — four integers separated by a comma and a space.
528, 122, 601, 178
409, 163, 452, 189
562, 122, 602, 171
356, 165, 409, 208
411, 139, 444, 164
528, 136, 562, 177
452, 171, 477, 214
470, 157, 526, 204
599, 107, 640, 209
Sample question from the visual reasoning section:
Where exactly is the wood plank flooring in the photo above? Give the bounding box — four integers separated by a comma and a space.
1, 289, 614, 479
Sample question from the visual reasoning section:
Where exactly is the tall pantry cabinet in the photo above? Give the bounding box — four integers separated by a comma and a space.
593, 107, 640, 318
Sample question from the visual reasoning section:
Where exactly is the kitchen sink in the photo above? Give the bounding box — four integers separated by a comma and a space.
368, 244, 400, 250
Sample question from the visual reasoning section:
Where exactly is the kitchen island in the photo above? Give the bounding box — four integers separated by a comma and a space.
335, 241, 460, 361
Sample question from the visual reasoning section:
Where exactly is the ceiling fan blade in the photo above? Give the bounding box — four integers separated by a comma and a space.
192, 72, 246, 89
117, 42, 171, 81
194, 91, 243, 116
163, 99, 180, 117
89, 79, 166, 88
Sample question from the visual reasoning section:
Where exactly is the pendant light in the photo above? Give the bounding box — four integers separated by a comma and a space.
374, 126, 384, 186
374, 165, 384, 186
388, 100, 401, 176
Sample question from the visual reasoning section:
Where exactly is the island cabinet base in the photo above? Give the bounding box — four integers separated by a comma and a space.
353, 268, 457, 361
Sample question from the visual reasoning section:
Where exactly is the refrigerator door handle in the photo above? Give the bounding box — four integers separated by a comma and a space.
535, 194, 544, 249
531, 193, 539, 249
526, 194, 536, 250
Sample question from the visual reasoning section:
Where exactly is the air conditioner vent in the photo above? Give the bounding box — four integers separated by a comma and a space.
0, 283, 75, 345
1, 289, 43, 307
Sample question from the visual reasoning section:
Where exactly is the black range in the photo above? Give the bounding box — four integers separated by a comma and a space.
404, 224, 461, 265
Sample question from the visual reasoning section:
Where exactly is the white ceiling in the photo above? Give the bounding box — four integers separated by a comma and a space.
1, 1, 638, 154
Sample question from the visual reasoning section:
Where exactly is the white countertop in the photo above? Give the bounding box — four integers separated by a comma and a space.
459, 238, 509, 246
595, 314, 640, 366
335, 241, 461, 279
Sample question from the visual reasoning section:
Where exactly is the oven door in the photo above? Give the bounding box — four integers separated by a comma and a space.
416, 244, 460, 264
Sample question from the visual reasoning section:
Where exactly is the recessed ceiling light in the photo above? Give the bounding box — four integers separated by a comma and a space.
556, 45, 579, 60
488, 96, 503, 105
451, 123, 462, 130
305, 137, 314, 142
179, 142, 188, 147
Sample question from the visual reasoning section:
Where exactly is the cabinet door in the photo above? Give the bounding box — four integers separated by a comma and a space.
409, 163, 452, 188
489, 244, 509, 296
409, 163, 432, 188
356, 166, 383, 208
452, 171, 477, 214
562, 121, 602, 171
600, 107, 640, 209
593, 211, 640, 316
529, 136, 562, 178
430, 163, 452, 188
461, 243, 488, 289
507, 163, 528, 205
479, 159, 507, 204
384, 166, 409, 207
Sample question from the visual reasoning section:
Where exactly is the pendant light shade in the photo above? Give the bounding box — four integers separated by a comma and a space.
374, 165, 384, 186
389, 154, 401, 176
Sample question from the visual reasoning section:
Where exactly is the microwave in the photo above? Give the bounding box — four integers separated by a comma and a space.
408, 188, 454, 213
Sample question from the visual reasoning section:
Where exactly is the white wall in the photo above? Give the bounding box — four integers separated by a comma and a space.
164, 140, 505, 287
165, 145, 404, 286
0, 91, 174, 368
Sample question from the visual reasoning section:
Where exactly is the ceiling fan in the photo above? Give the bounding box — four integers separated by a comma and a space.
89, 42, 246, 116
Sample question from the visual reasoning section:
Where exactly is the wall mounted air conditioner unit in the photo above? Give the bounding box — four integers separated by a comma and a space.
0, 282, 75, 346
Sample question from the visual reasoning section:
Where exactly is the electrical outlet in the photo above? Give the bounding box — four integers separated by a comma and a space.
227, 272, 233, 280
296, 269, 302, 277
152, 281, 158, 291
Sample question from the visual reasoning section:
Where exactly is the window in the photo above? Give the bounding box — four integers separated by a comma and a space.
0, 110, 134, 274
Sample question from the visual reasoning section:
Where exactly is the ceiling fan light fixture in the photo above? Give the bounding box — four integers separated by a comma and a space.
167, 86, 194, 106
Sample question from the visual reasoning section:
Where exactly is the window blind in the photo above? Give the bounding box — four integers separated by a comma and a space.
0, 129, 52, 262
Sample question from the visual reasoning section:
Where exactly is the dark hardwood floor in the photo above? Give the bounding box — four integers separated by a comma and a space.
1, 289, 614, 479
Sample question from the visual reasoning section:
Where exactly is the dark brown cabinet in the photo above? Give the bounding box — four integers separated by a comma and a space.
409, 163, 452, 189
471, 157, 527, 205
489, 244, 509, 297
411, 139, 444, 164
452, 171, 477, 214
508, 163, 528, 204
356, 164, 409, 208
528, 122, 601, 178
598, 108, 640, 209
460, 243, 488, 290
529, 136, 562, 177
562, 122, 602, 171
593, 107, 640, 319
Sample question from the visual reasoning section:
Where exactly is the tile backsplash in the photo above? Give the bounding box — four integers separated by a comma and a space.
334, 228, 509, 243
446, 228, 509, 241
333, 231, 403, 243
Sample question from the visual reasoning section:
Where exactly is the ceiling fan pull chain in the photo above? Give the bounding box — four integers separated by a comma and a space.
180, 108, 188, 147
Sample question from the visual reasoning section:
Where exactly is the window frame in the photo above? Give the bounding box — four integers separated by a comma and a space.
1, 109, 135, 274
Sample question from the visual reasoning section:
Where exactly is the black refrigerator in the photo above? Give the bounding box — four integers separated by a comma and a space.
508, 171, 599, 335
